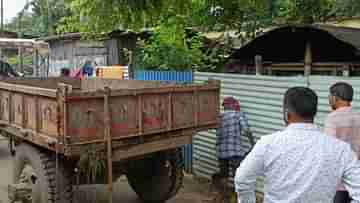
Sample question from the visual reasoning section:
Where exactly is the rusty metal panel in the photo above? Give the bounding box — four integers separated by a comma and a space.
67, 99, 104, 143
142, 94, 169, 133
0, 91, 10, 122
39, 98, 58, 137
0, 78, 219, 163
110, 96, 138, 137
24, 96, 37, 130
12, 93, 24, 127
173, 92, 195, 129
198, 90, 219, 126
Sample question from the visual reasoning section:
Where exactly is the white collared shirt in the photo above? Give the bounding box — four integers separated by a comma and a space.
235, 123, 360, 203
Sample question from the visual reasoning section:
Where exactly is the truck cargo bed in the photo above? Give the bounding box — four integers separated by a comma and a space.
0, 78, 220, 158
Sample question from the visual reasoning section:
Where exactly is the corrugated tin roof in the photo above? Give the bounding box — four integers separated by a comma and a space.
38, 30, 146, 42
230, 24, 360, 63
314, 24, 360, 49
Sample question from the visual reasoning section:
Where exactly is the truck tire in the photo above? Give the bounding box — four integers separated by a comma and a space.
126, 149, 184, 202
13, 144, 73, 203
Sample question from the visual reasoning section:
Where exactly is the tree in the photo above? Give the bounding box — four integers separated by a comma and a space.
57, 0, 360, 73
60, 0, 360, 35
31, 0, 70, 35
6, 0, 69, 36
134, 16, 203, 71
58, 0, 194, 34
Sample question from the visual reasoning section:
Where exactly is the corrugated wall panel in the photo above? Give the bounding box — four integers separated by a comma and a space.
193, 72, 360, 194
194, 72, 307, 193
134, 70, 193, 82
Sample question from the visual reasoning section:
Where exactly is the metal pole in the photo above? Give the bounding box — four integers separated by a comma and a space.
1, 0, 3, 32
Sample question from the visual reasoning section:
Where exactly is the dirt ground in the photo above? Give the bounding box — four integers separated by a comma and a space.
0, 137, 212, 203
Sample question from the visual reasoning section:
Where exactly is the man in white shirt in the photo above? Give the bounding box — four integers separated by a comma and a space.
235, 87, 360, 203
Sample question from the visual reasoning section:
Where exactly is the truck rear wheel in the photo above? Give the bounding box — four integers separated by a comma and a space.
126, 149, 184, 202
12, 144, 73, 203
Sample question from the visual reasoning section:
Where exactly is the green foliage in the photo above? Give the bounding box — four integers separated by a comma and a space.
61, 0, 360, 34
58, 0, 193, 34
77, 145, 105, 184
44, 0, 360, 72
334, 0, 360, 17
198, 41, 233, 73
275, 0, 336, 24
191, 0, 274, 39
135, 16, 203, 71
6, 0, 70, 36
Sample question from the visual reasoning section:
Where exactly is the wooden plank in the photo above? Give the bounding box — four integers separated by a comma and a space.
255, 55, 263, 75
304, 41, 312, 77
112, 135, 192, 161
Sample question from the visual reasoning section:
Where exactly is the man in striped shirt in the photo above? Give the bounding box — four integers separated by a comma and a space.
325, 82, 360, 203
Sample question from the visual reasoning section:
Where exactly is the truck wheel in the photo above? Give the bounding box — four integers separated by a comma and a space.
12, 144, 73, 203
126, 149, 184, 202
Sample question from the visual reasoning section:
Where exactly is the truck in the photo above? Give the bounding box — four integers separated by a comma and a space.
1, 77, 220, 203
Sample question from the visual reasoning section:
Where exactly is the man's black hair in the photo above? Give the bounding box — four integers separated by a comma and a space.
330, 82, 353, 102
284, 87, 318, 120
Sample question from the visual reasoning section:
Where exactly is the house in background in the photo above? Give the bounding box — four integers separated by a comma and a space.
0, 30, 36, 39
225, 24, 360, 76
40, 30, 149, 76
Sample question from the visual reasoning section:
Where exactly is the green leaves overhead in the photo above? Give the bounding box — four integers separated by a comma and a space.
60, 0, 360, 35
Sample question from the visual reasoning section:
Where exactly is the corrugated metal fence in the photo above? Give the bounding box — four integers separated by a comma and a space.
134, 70, 194, 173
194, 72, 360, 193
134, 70, 193, 82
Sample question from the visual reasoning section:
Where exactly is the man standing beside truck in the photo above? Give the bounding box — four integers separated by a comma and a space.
215, 97, 251, 201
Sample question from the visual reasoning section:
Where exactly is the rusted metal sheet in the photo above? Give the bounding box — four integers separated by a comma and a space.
67, 99, 104, 142
109, 96, 138, 137
12, 93, 24, 127
24, 96, 37, 131
112, 135, 192, 161
142, 94, 169, 133
38, 99, 58, 137
173, 92, 195, 129
0, 91, 11, 122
